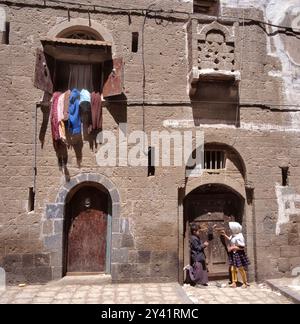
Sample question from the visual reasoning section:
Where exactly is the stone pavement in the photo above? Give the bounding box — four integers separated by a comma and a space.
183, 281, 293, 304
0, 275, 191, 304
0, 275, 294, 304
266, 277, 300, 304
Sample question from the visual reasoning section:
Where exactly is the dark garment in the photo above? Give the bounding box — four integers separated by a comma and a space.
187, 262, 208, 286
190, 235, 206, 263
91, 92, 103, 130
228, 250, 250, 268
188, 234, 208, 285
80, 101, 92, 121
80, 101, 92, 135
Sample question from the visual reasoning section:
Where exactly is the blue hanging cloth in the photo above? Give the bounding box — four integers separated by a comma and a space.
68, 89, 81, 135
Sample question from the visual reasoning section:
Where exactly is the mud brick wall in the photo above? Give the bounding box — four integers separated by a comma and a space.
0, 0, 300, 283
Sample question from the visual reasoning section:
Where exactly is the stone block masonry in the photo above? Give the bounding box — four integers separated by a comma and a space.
0, 0, 300, 284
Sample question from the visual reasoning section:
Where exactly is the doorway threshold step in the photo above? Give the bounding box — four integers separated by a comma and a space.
52, 274, 112, 286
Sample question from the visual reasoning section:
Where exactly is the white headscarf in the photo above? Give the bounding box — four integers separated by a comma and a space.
229, 222, 245, 247
229, 222, 242, 234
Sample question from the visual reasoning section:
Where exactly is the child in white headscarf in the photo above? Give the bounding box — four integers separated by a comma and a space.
221, 222, 250, 288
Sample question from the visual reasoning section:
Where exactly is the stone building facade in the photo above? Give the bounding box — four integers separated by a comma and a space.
0, 0, 300, 284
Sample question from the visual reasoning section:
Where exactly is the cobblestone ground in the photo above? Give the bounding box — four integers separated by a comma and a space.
183, 281, 293, 304
0, 276, 190, 304
0, 276, 294, 304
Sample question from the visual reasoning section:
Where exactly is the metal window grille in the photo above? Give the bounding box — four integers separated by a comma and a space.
204, 150, 225, 170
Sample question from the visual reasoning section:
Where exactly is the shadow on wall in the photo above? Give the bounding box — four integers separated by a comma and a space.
106, 93, 127, 125
194, 0, 220, 15
191, 80, 239, 126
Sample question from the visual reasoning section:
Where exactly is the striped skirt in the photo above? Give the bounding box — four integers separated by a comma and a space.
228, 250, 250, 268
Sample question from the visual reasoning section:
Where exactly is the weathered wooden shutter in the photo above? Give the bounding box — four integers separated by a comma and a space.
34, 48, 53, 94
102, 58, 124, 98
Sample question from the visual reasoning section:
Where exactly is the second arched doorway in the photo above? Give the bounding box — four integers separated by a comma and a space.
184, 183, 245, 278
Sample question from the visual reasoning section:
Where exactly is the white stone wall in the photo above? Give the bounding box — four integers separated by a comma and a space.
222, 0, 300, 107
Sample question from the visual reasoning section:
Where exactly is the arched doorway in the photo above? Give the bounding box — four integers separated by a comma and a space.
64, 182, 111, 275
184, 184, 245, 278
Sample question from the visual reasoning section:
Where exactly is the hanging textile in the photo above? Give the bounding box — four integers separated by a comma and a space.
57, 92, 65, 122
91, 92, 103, 130
50, 92, 62, 141
59, 121, 66, 142
63, 89, 71, 121
79, 89, 92, 135
68, 89, 81, 135
57, 93, 66, 142
80, 89, 91, 104
68, 64, 93, 91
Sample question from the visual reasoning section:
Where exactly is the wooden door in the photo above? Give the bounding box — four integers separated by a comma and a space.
65, 186, 108, 274
67, 209, 107, 273
197, 217, 230, 276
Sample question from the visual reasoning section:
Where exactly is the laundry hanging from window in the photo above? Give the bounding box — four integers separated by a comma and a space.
50, 88, 103, 145
49, 61, 104, 147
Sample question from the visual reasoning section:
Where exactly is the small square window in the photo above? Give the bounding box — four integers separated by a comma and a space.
204, 150, 225, 170
148, 146, 155, 176
132, 32, 139, 53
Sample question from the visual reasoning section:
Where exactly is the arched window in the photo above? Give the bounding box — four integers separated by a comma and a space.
35, 26, 124, 98
186, 143, 246, 178
58, 27, 104, 41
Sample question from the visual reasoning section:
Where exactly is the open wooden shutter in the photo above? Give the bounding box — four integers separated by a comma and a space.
34, 48, 54, 94
102, 58, 124, 98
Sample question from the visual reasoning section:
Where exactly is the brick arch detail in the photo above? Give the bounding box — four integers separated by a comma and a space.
43, 173, 133, 281
47, 18, 116, 56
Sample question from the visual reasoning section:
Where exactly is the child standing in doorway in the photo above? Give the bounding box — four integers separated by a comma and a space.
185, 223, 209, 286
221, 221, 250, 288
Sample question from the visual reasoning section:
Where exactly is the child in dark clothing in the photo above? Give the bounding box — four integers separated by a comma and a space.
185, 223, 209, 286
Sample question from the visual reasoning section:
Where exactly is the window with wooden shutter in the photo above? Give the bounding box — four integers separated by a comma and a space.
35, 37, 122, 97
102, 58, 124, 98
34, 48, 54, 94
